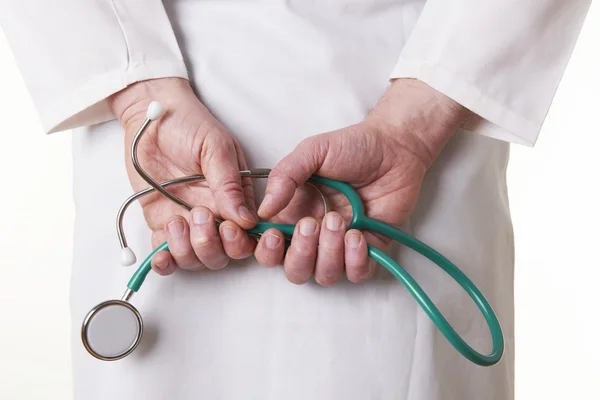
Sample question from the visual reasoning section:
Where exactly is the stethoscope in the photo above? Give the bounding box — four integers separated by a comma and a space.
81, 102, 505, 366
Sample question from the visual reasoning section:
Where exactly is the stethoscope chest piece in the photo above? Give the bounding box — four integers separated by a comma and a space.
81, 299, 143, 361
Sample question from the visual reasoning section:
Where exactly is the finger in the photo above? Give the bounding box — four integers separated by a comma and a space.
165, 216, 204, 271
151, 250, 178, 276
284, 217, 320, 284
344, 230, 374, 283
189, 206, 229, 270
219, 221, 256, 260
258, 137, 329, 219
314, 212, 346, 286
234, 140, 258, 215
151, 230, 177, 275
151, 229, 168, 249
254, 228, 285, 267
201, 135, 257, 229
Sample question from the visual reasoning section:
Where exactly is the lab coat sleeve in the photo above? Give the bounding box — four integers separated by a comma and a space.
0, 0, 187, 133
391, 1, 591, 146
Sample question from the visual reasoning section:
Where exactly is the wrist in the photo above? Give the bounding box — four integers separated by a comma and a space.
367, 78, 471, 166
108, 77, 193, 126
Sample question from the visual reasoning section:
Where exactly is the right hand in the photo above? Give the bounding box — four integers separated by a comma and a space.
108, 78, 257, 275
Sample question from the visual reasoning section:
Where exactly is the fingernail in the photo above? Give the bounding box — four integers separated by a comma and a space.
326, 213, 343, 231
221, 225, 238, 241
192, 208, 210, 225
346, 233, 361, 249
265, 233, 281, 249
155, 259, 167, 270
258, 194, 272, 214
299, 219, 317, 237
168, 219, 185, 238
238, 205, 257, 223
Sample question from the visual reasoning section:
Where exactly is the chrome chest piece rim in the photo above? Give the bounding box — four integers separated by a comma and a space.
81, 299, 144, 361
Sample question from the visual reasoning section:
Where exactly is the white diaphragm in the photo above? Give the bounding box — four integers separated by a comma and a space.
81, 300, 143, 361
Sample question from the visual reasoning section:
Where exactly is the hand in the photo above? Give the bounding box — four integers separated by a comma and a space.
108, 78, 258, 275
254, 79, 471, 286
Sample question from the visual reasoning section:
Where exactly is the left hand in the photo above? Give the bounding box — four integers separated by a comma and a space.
254, 79, 471, 286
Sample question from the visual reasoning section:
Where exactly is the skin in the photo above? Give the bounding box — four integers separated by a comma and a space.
108, 77, 471, 284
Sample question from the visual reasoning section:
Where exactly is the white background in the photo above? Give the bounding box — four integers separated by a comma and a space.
0, 4, 599, 399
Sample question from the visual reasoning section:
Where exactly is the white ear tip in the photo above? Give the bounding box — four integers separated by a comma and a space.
146, 101, 165, 121
120, 247, 137, 266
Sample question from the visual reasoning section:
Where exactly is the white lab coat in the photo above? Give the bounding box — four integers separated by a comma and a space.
0, 1, 590, 399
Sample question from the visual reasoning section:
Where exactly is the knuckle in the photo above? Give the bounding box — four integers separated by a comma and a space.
290, 243, 317, 258
241, 177, 254, 191
169, 247, 191, 258
268, 169, 300, 193
318, 241, 344, 253
186, 263, 206, 271
201, 127, 231, 147
259, 258, 279, 267
349, 265, 372, 283
286, 272, 309, 285
151, 232, 165, 248
191, 234, 214, 248
297, 136, 317, 155
316, 274, 339, 286
255, 247, 281, 267
154, 267, 171, 276
180, 261, 203, 271
223, 238, 253, 260
299, 136, 326, 162
285, 264, 312, 285
228, 249, 253, 260
205, 256, 229, 270
218, 169, 241, 187
254, 251, 268, 266
217, 175, 244, 199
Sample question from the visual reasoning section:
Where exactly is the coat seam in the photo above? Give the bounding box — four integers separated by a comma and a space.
109, 0, 132, 74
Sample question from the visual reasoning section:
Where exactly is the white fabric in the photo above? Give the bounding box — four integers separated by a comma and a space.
0, 1, 590, 399
390, 0, 591, 146
0, 0, 188, 133
0, 0, 590, 144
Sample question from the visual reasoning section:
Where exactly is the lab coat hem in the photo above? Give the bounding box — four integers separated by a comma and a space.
44, 60, 189, 134
390, 57, 539, 147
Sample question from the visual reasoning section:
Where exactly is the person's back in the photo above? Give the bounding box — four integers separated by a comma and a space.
0, 1, 591, 399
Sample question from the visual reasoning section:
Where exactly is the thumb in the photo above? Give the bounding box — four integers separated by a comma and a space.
201, 136, 257, 229
258, 136, 329, 219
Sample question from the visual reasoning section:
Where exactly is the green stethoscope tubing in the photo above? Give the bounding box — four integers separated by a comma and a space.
126, 176, 504, 366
